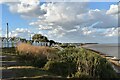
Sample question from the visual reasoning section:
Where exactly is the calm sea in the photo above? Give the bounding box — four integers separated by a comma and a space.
83, 43, 120, 59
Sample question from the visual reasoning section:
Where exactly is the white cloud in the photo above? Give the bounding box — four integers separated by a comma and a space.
28, 2, 119, 43
48, 26, 66, 38
106, 4, 119, 15
15, 28, 30, 33
104, 27, 120, 37
81, 27, 95, 35
38, 25, 53, 30
6, 0, 45, 18
39, 2, 88, 30
30, 3, 118, 30
3, 2, 119, 43
9, 28, 30, 38
67, 29, 77, 32
0, 0, 19, 4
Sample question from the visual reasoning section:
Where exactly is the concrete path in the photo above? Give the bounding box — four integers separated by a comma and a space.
0, 54, 60, 79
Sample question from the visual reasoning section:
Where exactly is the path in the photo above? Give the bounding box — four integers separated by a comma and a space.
0, 52, 61, 79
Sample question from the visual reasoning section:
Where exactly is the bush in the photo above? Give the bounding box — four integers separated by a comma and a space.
77, 48, 117, 78
74, 71, 92, 78
47, 48, 117, 78
44, 61, 76, 77
16, 43, 58, 67
16, 44, 117, 78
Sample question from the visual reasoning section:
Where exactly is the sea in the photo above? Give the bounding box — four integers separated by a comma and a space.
83, 43, 120, 59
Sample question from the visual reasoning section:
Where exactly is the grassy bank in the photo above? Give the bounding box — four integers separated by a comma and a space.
15, 43, 118, 79
1, 43, 119, 79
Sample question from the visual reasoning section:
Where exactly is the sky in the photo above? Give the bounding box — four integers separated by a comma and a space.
0, 0, 120, 43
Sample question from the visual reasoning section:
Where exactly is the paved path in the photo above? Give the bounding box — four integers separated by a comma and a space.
1, 55, 20, 79
0, 54, 60, 79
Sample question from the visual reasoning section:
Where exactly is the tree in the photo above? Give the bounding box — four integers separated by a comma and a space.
49, 40, 56, 46
32, 34, 49, 42
20, 38, 27, 42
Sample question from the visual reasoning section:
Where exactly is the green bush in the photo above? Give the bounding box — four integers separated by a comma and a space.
44, 61, 76, 77
46, 48, 117, 78
74, 71, 92, 78
17, 53, 47, 68
76, 48, 116, 78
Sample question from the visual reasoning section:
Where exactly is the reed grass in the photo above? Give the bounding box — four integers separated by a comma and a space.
16, 43, 58, 67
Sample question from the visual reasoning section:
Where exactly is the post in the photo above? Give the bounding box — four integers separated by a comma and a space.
6, 23, 9, 47
29, 34, 31, 40
118, 2, 120, 59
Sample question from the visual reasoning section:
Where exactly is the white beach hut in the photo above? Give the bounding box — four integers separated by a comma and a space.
3, 39, 7, 47
9, 39, 12, 47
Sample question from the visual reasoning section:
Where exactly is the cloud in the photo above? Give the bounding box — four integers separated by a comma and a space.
106, 4, 119, 15
104, 27, 120, 37
0, 0, 19, 4
39, 2, 88, 30
30, 3, 118, 29
28, 2, 119, 43
6, 0, 46, 18
81, 27, 95, 35
9, 28, 30, 38
3, 2, 119, 43
38, 25, 53, 30
15, 28, 30, 33
48, 26, 66, 38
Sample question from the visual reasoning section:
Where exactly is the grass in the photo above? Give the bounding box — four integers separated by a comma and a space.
2, 67, 61, 79
16, 43, 58, 60
16, 43, 57, 54
16, 43, 59, 68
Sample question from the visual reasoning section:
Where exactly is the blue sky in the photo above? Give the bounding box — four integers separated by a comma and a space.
1, 1, 119, 43
2, 4, 30, 32
89, 2, 117, 9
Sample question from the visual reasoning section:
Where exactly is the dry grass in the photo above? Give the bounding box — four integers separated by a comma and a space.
16, 43, 58, 60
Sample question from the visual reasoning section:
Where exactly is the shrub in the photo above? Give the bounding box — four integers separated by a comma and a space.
16, 43, 58, 67
74, 48, 117, 78
74, 71, 92, 78
48, 47, 117, 78
44, 61, 76, 77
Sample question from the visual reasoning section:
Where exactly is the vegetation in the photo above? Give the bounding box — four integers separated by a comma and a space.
16, 43, 117, 79
32, 34, 49, 42
44, 48, 117, 78
16, 43, 58, 67
49, 40, 56, 46
1, 47, 60, 79
32, 34, 56, 46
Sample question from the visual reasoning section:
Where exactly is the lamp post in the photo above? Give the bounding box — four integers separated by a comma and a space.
6, 23, 9, 47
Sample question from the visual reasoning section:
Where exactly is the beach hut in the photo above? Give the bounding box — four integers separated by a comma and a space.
9, 39, 12, 47
32, 41, 37, 46
0, 40, 2, 48
37, 42, 41, 46
3, 38, 7, 48
47, 42, 50, 46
